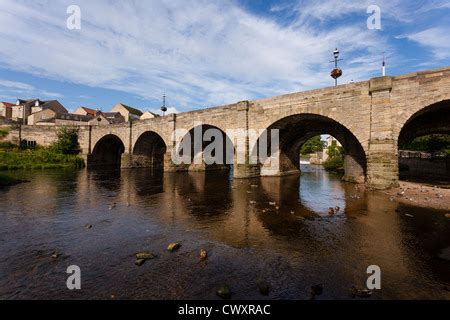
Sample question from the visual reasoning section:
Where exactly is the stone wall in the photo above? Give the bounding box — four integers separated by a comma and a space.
400, 157, 449, 182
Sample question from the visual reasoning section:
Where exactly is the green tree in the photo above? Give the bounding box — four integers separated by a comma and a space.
51, 127, 81, 155
322, 140, 344, 173
327, 140, 344, 158
405, 134, 450, 155
300, 136, 325, 155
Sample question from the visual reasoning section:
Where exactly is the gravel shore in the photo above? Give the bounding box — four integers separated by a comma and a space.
383, 181, 450, 212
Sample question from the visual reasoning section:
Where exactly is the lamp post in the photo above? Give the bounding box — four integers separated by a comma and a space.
330, 48, 343, 86
161, 94, 167, 116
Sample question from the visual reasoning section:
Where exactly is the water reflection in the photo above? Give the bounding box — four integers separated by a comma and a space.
0, 166, 449, 300
299, 164, 347, 214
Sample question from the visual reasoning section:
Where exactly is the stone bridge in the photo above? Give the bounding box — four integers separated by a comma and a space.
6, 66, 450, 189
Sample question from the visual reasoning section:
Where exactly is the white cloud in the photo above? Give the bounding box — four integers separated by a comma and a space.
0, 79, 63, 100
0, 0, 429, 110
0, 79, 34, 91
401, 27, 450, 60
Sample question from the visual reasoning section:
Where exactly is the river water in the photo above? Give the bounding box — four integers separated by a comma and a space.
0, 165, 449, 300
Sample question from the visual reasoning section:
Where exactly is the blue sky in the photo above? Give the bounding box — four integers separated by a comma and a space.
0, 0, 449, 114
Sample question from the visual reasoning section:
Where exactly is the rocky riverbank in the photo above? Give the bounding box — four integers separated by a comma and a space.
383, 181, 450, 212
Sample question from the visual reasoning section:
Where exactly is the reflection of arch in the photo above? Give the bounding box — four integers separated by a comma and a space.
133, 131, 167, 169
179, 124, 234, 171
178, 171, 232, 219
398, 100, 450, 148
256, 114, 367, 183
89, 134, 125, 168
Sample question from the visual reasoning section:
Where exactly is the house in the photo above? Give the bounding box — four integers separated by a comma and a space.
27, 100, 69, 125
100, 112, 125, 124
0, 102, 13, 119
15, 99, 68, 124
29, 108, 58, 125
87, 112, 125, 126
30, 108, 125, 126
111, 103, 143, 122
324, 135, 341, 148
140, 111, 159, 120
54, 113, 96, 126
73, 106, 98, 117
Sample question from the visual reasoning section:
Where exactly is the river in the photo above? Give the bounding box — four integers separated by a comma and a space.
0, 165, 449, 299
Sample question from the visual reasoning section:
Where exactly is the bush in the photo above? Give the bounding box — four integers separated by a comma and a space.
0, 129, 8, 138
51, 127, 81, 155
0, 141, 14, 149
0, 144, 85, 170
323, 156, 344, 172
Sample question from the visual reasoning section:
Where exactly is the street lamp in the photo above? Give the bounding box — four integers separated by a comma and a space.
333, 48, 339, 61
161, 94, 167, 116
330, 48, 343, 86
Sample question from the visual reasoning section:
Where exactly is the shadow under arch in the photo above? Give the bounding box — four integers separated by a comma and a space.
398, 100, 450, 148
254, 113, 367, 183
88, 134, 125, 168
178, 124, 234, 172
398, 100, 450, 183
132, 131, 167, 169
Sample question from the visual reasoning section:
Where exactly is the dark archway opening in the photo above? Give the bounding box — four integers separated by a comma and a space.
257, 114, 367, 183
178, 124, 234, 172
398, 100, 450, 184
89, 134, 125, 168
133, 131, 167, 169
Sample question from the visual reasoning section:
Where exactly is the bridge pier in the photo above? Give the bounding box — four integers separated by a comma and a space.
366, 140, 399, 189
234, 163, 261, 178
366, 76, 399, 189
343, 154, 365, 184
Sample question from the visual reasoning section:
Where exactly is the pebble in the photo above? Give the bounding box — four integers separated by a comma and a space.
135, 252, 157, 260
135, 259, 146, 267
167, 242, 181, 252
199, 249, 208, 261
217, 286, 231, 299
328, 207, 335, 216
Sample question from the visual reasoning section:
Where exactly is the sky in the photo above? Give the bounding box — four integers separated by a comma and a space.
0, 0, 449, 114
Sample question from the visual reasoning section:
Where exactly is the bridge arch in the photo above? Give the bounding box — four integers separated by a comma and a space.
132, 131, 167, 169
256, 113, 367, 183
177, 124, 234, 172
397, 99, 450, 182
398, 100, 450, 148
89, 134, 125, 168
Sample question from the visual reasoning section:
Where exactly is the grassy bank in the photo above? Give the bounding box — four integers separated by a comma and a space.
0, 144, 85, 170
